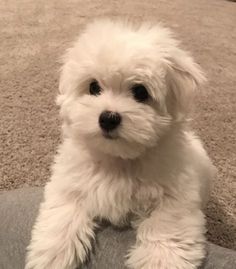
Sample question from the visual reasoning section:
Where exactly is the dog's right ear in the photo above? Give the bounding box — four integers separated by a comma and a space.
56, 66, 68, 107
165, 48, 206, 120
57, 56, 78, 106
56, 61, 78, 133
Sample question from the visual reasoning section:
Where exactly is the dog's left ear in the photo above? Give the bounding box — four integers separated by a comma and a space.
165, 48, 206, 119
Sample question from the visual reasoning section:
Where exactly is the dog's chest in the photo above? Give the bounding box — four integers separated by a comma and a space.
131, 183, 164, 218
88, 169, 163, 224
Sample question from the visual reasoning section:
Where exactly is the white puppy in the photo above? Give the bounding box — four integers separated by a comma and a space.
26, 19, 216, 269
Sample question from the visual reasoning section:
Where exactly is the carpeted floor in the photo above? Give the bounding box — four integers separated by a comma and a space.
0, 0, 235, 249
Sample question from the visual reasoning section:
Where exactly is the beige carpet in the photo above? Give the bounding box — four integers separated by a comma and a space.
0, 0, 235, 249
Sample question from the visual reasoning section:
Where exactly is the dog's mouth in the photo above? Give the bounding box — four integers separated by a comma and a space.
102, 131, 119, 140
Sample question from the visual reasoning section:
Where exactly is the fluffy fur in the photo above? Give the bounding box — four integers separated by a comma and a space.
25, 19, 216, 269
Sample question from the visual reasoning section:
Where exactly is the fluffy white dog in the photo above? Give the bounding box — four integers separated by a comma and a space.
26, 19, 216, 269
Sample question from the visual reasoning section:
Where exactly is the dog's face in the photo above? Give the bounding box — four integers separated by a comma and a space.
58, 20, 205, 159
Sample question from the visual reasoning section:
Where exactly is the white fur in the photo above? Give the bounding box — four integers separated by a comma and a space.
25, 19, 216, 269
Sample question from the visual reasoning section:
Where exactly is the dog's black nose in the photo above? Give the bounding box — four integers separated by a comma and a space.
99, 111, 121, 132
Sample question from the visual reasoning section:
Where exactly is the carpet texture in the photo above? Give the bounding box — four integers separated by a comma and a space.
0, 0, 235, 249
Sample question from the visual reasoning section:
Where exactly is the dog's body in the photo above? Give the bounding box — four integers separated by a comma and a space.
26, 20, 215, 269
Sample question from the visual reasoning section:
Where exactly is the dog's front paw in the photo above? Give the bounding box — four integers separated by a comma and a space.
25, 194, 96, 269
25, 238, 88, 269
126, 242, 205, 269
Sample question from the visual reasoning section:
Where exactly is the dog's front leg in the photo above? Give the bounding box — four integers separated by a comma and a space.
126, 204, 206, 269
25, 192, 95, 269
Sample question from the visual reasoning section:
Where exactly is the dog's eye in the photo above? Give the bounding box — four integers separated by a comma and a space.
131, 84, 149, 102
89, 80, 101, 96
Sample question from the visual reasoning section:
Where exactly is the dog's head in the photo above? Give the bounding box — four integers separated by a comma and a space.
58, 20, 205, 159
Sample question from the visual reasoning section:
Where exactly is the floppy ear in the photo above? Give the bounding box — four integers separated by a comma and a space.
165, 48, 206, 120
57, 58, 81, 107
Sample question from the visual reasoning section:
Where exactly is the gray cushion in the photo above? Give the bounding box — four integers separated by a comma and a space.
0, 188, 235, 269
